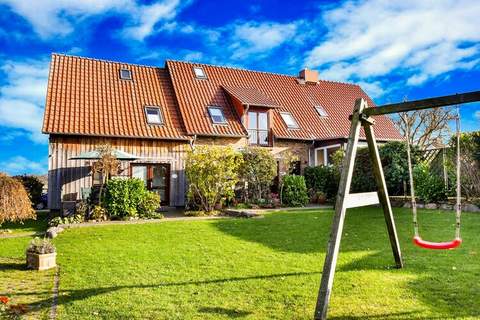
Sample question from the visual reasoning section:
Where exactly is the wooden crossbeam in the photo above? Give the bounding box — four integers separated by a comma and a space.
364, 90, 480, 116
344, 192, 379, 208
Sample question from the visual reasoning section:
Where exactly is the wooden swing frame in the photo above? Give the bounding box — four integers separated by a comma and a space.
314, 90, 480, 320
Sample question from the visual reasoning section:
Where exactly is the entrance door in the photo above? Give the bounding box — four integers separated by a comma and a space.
151, 164, 170, 206
131, 163, 170, 206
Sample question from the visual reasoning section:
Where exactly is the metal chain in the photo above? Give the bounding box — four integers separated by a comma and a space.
405, 107, 462, 239
403, 114, 419, 237
455, 106, 462, 239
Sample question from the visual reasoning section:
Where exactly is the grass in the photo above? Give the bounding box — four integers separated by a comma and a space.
0, 210, 49, 236
0, 207, 479, 319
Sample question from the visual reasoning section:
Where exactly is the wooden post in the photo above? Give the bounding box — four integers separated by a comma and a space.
314, 98, 365, 320
363, 122, 403, 268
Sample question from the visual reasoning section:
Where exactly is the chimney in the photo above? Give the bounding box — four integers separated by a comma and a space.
299, 68, 318, 83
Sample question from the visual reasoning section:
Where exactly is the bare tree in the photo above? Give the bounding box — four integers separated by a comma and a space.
92, 144, 120, 204
395, 107, 456, 150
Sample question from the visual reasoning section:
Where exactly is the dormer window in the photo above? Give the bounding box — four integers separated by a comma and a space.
144, 106, 163, 125
120, 68, 132, 80
280, 112, 299, 129
208, 106, 226, 124
315, 105, 328, 117
193, 66, 207, 79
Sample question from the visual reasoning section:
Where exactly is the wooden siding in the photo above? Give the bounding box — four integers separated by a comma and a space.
48, 135, 189, 210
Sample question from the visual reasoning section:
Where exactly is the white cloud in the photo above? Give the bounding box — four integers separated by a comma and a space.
121, 0, 183, 41
475, 111, 480, 120
0, 156, 47, 175
355, 81, 385, 99
0, 59, 49, 143
229, 21, 298, 59
305, 0, 480, 90
0, 0, 187, 41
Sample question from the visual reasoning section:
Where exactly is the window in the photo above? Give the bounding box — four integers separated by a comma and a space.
248, 111, 269, 145
315, 144, 341, 166
208, 106, 227, 124
193, 66, 207, 79
280, 112, 299, 129
120, 69, 132, 80
144, 106, 163, 125
315, 105, 328, 117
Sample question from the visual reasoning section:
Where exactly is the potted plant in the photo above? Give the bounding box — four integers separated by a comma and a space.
26, 237, 56, 271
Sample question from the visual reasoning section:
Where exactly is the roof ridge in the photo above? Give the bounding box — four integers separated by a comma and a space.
51, 53, 162, 69
166, 59, 359, 87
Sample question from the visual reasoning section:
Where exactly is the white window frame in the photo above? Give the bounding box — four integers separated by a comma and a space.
314, 144, 341, 166
279, 111, 299, 129
120, 68, 132, 80
315, 105, 328, 117
207, 106, 227, 124
144, 106, 163, 125
193, 66, 207, 79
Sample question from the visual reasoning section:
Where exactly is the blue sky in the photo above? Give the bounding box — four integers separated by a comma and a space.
0, 0, 479, 175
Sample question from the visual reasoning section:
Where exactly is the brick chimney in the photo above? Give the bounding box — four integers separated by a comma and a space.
299, 68, 318, 83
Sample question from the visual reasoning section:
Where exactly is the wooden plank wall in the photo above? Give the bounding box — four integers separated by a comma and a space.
48, 135, 189, 210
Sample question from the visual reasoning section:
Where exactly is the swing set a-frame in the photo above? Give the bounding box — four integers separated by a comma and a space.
314, 90, 480, 320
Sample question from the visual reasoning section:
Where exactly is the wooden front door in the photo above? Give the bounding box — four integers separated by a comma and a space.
131, 163, 170, 206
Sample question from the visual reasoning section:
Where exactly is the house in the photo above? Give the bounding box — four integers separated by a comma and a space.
42, 54, 401, 210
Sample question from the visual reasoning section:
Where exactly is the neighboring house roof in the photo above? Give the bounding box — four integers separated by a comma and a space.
42, 54, 401, 142
42, 54, 189, 140
166, 60, 402, 141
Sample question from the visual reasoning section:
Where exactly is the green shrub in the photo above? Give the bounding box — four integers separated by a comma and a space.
413, 162, 447, 202
103, 178, 161, 219
103, 178, 148, 218
304, 166, 339, 200
281, 175, 309, 207
13, 175, 44, 206
186, 146, 243, 212
238, 147, 277, 201
138, 192, 161, 218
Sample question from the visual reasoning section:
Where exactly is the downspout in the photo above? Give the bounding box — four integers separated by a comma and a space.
189, 134, 197, 150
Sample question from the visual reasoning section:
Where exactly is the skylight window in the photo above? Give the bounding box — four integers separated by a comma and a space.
193, 66, 207, 79
315, 105, 328, 117
144, 106, 163, 125
280, 112, 299, 129
120, 68, 132, 80
208, 106, 227, 124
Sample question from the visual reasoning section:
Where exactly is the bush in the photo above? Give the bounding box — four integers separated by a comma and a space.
281, 175, 309, 207
102, 178, 161, 219
413, 162, 447, 202
138, 192, 162, 218
186, 146, 243, 212
0, 173, 36, 227
13, 175, 44, 206
304, 166, 339, 200
238, 147, 277, 201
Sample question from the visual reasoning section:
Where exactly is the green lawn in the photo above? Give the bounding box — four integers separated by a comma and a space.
1, 208, 479, 319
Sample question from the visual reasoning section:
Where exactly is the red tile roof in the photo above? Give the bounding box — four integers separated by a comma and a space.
42, 54, 189, 140
166, 60, 402, 141
43, 54, 401, 142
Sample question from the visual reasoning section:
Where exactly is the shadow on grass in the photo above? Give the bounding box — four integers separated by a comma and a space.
14, 271, 321, 313
214, 210, 333, 254
0, 260, 26, 271
1, 210, 49, 234
198, 306, 252, 318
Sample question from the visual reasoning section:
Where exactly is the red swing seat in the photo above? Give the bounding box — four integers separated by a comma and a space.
413, 236, 462, 250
